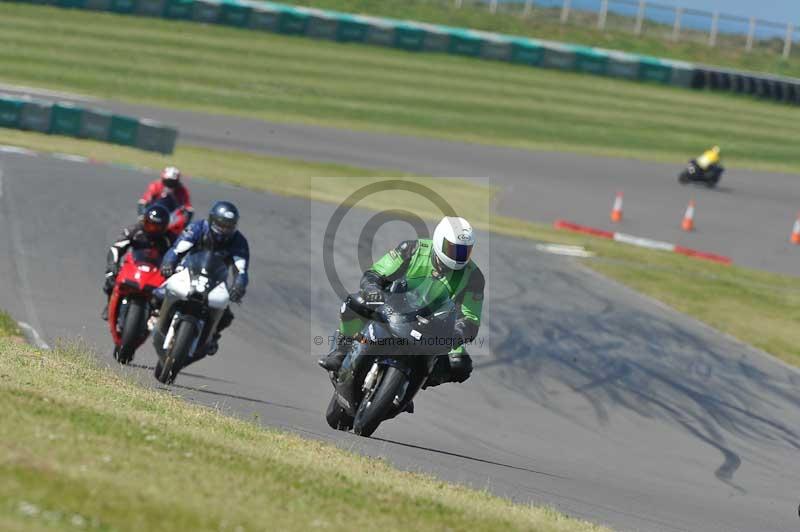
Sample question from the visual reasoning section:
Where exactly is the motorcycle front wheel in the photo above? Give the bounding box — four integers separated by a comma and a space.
353, 366, 408, 438
155, 320, 195, 384
117, 299, 146, 364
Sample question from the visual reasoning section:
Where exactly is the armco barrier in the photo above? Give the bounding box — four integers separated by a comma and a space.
6, 0, 800, 105
0, 94, 178, 153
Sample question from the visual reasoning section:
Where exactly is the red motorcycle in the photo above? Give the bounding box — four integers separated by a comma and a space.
108, 248, 165, 364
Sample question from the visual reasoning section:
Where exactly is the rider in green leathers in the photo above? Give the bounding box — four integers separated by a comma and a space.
319, 217, 484, 389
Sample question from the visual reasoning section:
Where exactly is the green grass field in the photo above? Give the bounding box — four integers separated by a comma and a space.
5, 128, 800, 368
1, 4, 799, 173
0, 337, 609, 532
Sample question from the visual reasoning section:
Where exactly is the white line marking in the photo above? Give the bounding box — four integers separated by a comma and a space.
0, 145, 37, 156
52, 153, 90, 163
613, 232, 675, 252
535, 243, 595, 258
17, 321, 51, 350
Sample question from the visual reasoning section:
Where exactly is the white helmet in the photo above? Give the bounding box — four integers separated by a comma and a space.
432, 216, 475, 271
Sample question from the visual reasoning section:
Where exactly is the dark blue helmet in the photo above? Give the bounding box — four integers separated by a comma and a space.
208, 201, 239, 244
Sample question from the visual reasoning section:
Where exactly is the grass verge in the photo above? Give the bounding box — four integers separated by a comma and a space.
1, 4, 800, 173
0, 310, 21, 338
0, 340, 609, 532
4, 128, 800, 368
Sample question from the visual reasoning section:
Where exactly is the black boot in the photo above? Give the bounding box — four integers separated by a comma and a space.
203, 333, 221, 357
318, 333, 350, 372
101, 303, 109, 321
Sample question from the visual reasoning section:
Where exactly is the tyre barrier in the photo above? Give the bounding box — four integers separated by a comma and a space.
0, 94, 178, 154
692, 65, 800, 105
4, 0, 798, 105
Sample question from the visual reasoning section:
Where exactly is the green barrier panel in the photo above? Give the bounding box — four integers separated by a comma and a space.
20, 100, 52, 133
80, 108, 112, 141
362, 16, 394, 46
542, 42, 576, 70
136, 119, 177, 154
276, 6, 309, 34
50, 103, 83, 136
668, 61, 695, 88
448, 29, 482, 57
639, 57, 672, 83
336, 14, 368, 43
393, 23, 425, 51
109, 115, 139, 146
0, 97, 24, 129
419, 24, 449, 53
248, 3, 279, 31
305, 8, 338, 40
574, 47, 608, 75
164, 0, 193, 19
219, 0, 250, 27
606, 51, 640, 80
85, 0, 111, 10
135, 0, 165, 16
479, 34, 512, 61
192, 0, 221, 23
510, 38, 543, 66
111, 0, 136, 12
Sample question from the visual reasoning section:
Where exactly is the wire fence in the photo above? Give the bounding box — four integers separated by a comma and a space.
449, 0, 797, 59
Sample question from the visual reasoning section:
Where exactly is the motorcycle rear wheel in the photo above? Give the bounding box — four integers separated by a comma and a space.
353, 366, 407, 438
117, 299, 146, 364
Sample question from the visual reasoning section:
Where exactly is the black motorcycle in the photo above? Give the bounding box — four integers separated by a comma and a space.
325, 278, 458, 437
678, 160, 723, 188
152, 250, 231, 384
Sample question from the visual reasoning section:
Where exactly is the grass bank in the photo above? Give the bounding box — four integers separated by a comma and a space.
292, 0, 800, 78
4, 129, 800, 368
0, 339, 609, 532
1, 4, 799, 173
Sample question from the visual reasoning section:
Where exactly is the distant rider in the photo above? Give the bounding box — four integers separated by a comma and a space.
319, 216, 484, 397
138, 166, 194, 223
101, 204, 172, 321
693, 145, 722, 176
159, 201, 249, 361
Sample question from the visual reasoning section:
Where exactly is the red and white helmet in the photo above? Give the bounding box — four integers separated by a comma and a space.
432, 217, 475, 271
160, 166, 181, 188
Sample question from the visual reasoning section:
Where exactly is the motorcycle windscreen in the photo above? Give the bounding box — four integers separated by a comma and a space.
129, 247, 162, 266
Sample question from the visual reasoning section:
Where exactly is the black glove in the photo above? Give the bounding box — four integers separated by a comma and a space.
160, 262, 175, 279
229, 282, 245, 303
360, 285, 384, 305
137, 203, 146, 216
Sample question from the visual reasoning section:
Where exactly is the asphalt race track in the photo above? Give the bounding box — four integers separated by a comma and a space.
2, 151, 800, 531
2, 85, 798, 275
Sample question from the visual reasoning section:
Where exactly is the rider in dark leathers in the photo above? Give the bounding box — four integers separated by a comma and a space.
159, 201, 249, 359
101, 204, 172, 321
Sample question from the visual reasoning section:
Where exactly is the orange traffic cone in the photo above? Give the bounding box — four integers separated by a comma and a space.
791, 213, 800, 245
681, 199, 696, 232
610, 191, 623, 223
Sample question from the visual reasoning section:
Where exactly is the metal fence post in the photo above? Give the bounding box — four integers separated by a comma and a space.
708, 11, 719, 47
598, 0, 608, 30
746, 17, 756, 52
489, 0, 498, 14
560, 0, 571, 24
783, 23, 794, 59
522, 0, 533, 18
454, 0, 463, 9
672, 7, 683, 42
634, 0, 646, 36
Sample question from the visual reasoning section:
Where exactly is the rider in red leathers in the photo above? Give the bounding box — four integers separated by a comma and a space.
137, 166, 194, 224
